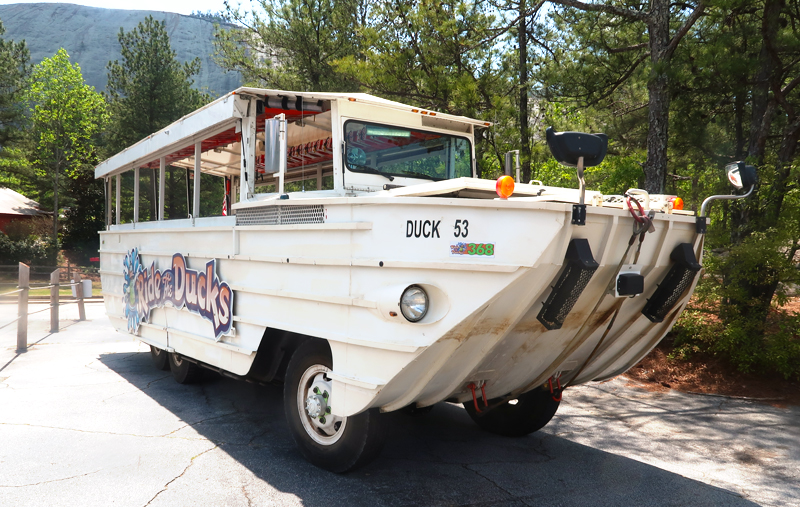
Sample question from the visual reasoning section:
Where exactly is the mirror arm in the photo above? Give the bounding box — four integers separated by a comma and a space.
696, 184, 754, 234
572, 156, 587, 226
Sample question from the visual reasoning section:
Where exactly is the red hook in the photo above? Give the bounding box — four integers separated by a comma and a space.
626, 194, 646, 223
468, 382, 489, 413
549, 376, 563, 402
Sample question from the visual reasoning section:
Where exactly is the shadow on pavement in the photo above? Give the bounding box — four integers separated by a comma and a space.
99, 351, 759, 507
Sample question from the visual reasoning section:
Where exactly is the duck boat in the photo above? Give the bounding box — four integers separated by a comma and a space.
95, 87, 756, 472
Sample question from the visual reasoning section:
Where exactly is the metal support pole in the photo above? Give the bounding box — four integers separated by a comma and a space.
16, 263, 29, 352
134, 166, 140, 223
115, 174, 121, 225
278, 114, 286, 194
73, 271, 85, 321
50, 269, 59, 333
159, 157, 166, 220
241, 112, 257, 201
193, 143, 201, 218
106, 177, 112, 227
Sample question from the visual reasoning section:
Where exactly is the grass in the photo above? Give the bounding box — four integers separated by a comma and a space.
0, 274, 100, 298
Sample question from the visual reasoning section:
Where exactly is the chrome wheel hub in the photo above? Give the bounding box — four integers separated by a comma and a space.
297, 365, 346, 445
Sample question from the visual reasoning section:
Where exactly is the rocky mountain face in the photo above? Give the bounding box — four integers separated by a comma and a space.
0, 3, 241, 97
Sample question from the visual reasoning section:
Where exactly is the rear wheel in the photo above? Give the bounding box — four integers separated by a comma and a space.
150, 346, 170, 371
168, 352, 204, 384
463, 385, 560, 437
284, 339, 386, 473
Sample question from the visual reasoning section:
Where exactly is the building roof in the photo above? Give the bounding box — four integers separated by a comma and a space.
0, 187, 47, 216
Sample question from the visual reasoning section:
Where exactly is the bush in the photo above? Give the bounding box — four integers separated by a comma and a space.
671, 302, 800, 381
0, 233, 57, 265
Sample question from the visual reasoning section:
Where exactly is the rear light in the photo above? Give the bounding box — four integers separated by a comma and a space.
669, 197, 684, 210
496, 175, 514, 199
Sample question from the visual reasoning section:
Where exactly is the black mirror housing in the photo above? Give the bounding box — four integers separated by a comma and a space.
546, 127, 608, 167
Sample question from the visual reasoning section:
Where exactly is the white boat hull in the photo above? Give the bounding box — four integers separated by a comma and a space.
100, 194, 700, 417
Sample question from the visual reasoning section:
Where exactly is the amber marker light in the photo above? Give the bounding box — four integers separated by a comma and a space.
348, 97, 357, 102
669, 196, 684, 210
496, 175, 515, 199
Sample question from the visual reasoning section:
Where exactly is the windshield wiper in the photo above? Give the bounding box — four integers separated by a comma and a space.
351, 165, 394, 181
400, 171, 440, 181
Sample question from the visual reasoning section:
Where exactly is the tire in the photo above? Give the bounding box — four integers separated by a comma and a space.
463, 385, 560, 437
283, 339, 386, 473
168, 352, 204, 384
150, 346, 171, 371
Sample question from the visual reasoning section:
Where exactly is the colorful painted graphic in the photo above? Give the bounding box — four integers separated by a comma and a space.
450, 242, 495, 257
122, 248, 234, 339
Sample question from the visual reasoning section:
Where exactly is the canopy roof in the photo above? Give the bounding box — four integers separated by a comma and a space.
95, 87, 489, 180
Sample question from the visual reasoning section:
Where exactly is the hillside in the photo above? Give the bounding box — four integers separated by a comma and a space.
0, 3, 241, 97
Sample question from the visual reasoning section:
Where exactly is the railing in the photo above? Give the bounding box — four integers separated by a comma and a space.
0, 263, 90, 352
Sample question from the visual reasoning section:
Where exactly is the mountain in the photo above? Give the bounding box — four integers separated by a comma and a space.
0, 3, 241, 97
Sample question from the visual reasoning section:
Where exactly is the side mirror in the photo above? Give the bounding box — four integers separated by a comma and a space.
725, 161, 757, 190
697, 161, 757, 234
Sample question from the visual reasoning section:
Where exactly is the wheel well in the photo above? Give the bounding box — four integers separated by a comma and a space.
245, 328, 330, 384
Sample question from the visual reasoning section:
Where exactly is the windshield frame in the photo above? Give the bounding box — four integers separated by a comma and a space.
343, 119, 473, 182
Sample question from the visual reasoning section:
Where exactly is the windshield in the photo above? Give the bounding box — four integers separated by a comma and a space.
344, 121, 472, 181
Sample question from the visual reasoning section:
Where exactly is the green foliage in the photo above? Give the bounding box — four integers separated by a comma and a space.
0, 19, 29, 147
23, 48, 107, 243
215, 0, 366, 90
105, 16, 212, 225
106, 16, 208, 153
0, 233, 57, 265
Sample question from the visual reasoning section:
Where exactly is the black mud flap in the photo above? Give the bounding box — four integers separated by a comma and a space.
641, 243, 702, 323
537, 238, 599, 330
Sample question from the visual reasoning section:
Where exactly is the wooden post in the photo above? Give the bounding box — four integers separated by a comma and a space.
73, 271, 85, 321
17, 263, 29, 352
50, 269, 59, 333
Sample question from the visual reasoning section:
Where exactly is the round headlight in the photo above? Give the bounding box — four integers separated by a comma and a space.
400, 285, 428, 322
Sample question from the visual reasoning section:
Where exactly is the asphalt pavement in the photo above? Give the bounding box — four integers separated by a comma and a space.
1, 302, 798, 507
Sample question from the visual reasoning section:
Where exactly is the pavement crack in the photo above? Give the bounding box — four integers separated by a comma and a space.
160, 411, 239, 437
0, 468, 102, 488
0, 422, 205, 441
462, 463, 516, 501
101, 375, 171, 403
143, 445, 217, 507
242, 484, 254, 507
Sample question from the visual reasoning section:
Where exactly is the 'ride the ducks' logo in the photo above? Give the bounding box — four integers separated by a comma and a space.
123, 248, 234, 339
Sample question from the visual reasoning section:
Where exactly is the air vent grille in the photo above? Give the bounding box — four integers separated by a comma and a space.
236, 205, 324, 226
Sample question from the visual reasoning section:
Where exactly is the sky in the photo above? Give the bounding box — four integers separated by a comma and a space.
0, 0, 235, 15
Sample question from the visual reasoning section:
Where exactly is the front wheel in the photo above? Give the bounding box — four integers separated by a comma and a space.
284, 339, 386, 473
463, 385, 560, 437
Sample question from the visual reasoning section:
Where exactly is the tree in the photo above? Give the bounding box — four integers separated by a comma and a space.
0, 19, 29, 147
106, 15, 210, 221
214, 0, 368, 91
23, 48, 107, 242
106, 15, 208, 152
546, 0, 706, 194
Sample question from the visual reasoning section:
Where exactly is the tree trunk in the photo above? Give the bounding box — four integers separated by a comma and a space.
643, 0, 671, 194
518, 0, 532, 183
52, 167, 59, 239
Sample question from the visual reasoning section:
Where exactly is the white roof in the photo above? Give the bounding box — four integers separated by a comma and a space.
95, 87, 490, 180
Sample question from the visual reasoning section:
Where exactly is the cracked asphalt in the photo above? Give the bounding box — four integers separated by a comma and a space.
1, 303, 799, 507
